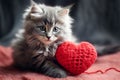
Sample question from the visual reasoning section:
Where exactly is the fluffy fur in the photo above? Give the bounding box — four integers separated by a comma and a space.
12, 1, 76, 78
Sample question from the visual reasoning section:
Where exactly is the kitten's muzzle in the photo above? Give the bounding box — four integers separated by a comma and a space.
46, 36, 51, 40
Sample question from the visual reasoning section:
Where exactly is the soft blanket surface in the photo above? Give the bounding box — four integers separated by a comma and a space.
0, 46, 120, 80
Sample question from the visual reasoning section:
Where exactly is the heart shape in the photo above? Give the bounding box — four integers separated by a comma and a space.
55, 42, 97, 75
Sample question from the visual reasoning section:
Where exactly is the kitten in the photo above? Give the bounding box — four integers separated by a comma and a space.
12, 1, 76, 78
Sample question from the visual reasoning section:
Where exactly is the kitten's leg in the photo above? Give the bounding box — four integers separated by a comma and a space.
40, 60, 67, 78
32, 54, 67, 78
13, 51, 33, 70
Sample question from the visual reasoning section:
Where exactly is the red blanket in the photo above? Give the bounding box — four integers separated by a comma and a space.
0, 46, 120, 80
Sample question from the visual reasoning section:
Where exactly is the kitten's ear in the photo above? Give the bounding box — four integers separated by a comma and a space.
57, 4, 74, 16
58, 9, 70, 16
30, 0, 36, 6
30, 1, 44, 19
64, 4, 74, 9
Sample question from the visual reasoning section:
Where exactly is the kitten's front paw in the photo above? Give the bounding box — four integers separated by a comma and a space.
47, 69, 67, 78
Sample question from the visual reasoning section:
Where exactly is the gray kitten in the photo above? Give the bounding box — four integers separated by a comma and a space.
12, 1, 76, 78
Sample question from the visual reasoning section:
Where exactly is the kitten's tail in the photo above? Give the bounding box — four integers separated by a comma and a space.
95, 44, 120, 56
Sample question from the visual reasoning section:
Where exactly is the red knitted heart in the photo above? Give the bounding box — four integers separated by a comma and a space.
55, 42, 97, 75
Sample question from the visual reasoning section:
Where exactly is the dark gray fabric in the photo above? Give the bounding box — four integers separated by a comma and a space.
0, 0, 29, 46
0, 0, 120, 46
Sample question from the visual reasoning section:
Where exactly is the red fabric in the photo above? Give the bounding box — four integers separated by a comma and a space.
56, 42, 97, 75
0, 46, 120, 80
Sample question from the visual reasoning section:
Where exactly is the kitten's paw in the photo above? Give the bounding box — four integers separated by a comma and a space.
53, 70, 67, 78
47, 69, 67, 78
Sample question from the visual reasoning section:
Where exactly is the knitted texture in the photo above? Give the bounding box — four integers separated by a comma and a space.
56, 41, 97, 75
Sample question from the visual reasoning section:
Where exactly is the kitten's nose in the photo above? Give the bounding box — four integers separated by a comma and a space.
46, 36, 51, 40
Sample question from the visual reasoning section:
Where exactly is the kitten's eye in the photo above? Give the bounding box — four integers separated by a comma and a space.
53, 27, 60, 32
37, 26, 46, 32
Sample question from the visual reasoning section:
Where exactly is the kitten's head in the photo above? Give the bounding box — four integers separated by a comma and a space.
23, 1, 73, 45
